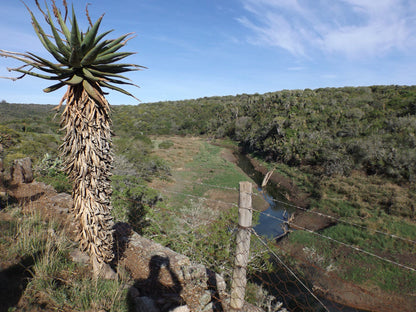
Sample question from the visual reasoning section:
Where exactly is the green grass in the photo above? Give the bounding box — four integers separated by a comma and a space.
187, 142, 251, 189
288, 227, 416, 294
0, 205, 131, 312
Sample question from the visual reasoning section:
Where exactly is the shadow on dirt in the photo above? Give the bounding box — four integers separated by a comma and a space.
129, 255, 185, 312
0, 255, 35, 312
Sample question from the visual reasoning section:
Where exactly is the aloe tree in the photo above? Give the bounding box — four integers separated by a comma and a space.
0, 1, 144, 277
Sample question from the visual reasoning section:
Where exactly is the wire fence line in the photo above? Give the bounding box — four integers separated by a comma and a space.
180, 179, 239, 191
154, 181, 415, 311
158, 180, 416, 246
158, 188, 238, 207
251, 192, 416, 245
251, 207, 416, 273
251, 228, 330, 312
157, 186, 416, 272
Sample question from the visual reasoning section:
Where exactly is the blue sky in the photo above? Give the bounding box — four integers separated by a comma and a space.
0, 0, 415, 105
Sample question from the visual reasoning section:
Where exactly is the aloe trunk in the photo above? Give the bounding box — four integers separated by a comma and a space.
60, 83, 114, 273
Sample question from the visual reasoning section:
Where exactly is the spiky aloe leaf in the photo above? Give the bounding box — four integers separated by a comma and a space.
67, 7, 82, 67
93, 52, 136, 65
87, 67, 131, 80
53, 2, 72, 43
82, 79, 103, 103
93, 29, 114, 46
80, 40, 110, 66
44, 81, 66, 92
97, 33, 132, 56
82, 68, 103, 82
30, 9, 68, 64
1, 1, 143, 102
65, 74, 84, 85
91, 63, 146, 73
81, 14, 104, 53
46, 7, 70, 58
99, 81, 140, 101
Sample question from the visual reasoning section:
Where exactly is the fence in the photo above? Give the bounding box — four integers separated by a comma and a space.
156, 178, 416, 312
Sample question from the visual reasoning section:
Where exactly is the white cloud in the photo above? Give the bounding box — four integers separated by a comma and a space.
239, 0, 416, 58
288, 66, 305, 71
321, 74, 337, 79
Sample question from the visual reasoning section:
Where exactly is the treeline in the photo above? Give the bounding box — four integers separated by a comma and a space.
2, 85, 416, 183
113, 85, 416, 182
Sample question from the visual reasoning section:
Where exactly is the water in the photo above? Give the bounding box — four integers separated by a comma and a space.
234, 151, 294, 238
234, 151, 368, 312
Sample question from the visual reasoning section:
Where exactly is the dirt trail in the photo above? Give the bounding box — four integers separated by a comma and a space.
149, 136, 268, 214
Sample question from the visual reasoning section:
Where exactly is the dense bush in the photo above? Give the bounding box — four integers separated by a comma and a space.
111, 85, 416, 183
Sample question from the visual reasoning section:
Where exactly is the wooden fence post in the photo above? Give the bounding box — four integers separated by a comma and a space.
230, 181, 253, 311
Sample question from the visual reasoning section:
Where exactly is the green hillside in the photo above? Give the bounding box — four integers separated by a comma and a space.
1, 85, 415, 309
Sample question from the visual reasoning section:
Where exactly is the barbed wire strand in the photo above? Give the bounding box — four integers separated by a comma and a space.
251, 228, 331, 312
252, 207, 416, 272
154, 186, 415, 271
252, 192, 416, 245
158, 188, 238, 207
165, 179, 416, 245
179, 179, 239, 191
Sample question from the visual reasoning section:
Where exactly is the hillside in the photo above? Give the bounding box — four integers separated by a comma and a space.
1, 85, 416, 311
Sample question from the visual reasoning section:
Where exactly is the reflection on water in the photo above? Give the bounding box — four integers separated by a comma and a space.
235, 151, 294, 238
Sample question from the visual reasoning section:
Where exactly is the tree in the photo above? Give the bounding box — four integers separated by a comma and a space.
0, 1, 144, 277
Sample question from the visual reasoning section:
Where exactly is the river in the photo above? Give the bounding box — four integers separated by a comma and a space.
234, 151, 368, 312
235, 151, 295, 238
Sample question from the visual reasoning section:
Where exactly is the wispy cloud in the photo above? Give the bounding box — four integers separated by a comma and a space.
238, 0, 416, 58
288, 66, 305, 71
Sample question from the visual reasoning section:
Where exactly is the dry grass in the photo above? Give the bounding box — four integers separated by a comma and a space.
0, 204, 131, 312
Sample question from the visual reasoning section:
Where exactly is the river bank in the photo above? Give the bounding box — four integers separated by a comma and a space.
222, 143, 415, 312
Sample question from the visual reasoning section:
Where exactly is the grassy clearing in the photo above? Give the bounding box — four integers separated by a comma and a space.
243, 153, 416, 297
0, 205, 131, 312
282, 169, 416, 295
288, 229, 416, 294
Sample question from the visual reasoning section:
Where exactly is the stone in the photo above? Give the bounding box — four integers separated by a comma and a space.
11, 157, 33, 184
171, 306, 190, 312
202, 302, 214, 312
92, 257, 117, 280
70, 249, 90, 265
199, 292, 212, 307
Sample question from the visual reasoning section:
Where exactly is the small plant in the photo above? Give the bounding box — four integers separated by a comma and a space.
158, 140, 174, 149
34, 153, 71, 193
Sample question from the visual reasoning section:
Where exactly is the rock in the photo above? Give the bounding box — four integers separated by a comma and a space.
70, 249, 90, 265
202, 302, 214, 312
92, 257, 118, 280
11, 157, 33, 184
134, 296, 160, 312
199, 292, 212, 307
171, 306, 190, 312
49, 193, 72, 214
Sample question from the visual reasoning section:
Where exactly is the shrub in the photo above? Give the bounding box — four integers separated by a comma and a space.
111, 175, 160, 234
158, 140, 174, 149
34, 153, 71, 193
